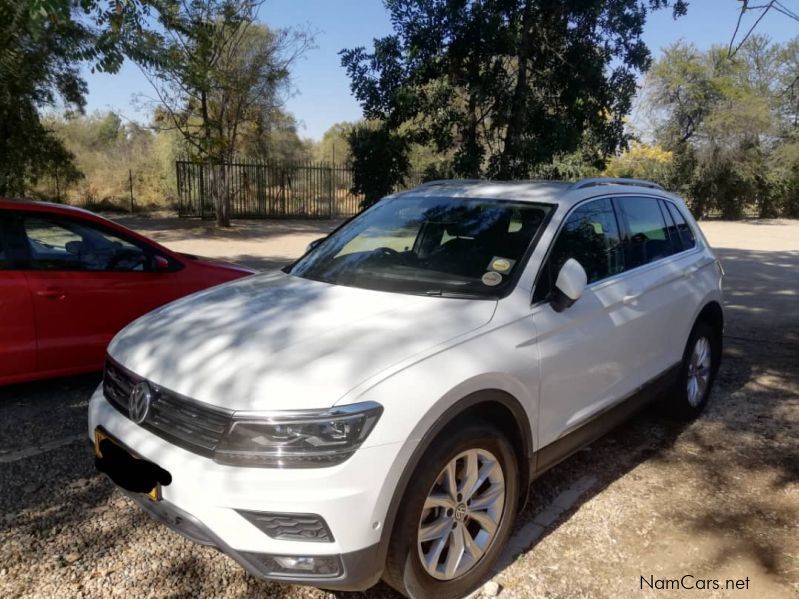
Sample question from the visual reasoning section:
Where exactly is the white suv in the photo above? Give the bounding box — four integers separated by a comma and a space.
89, 178, 724, 598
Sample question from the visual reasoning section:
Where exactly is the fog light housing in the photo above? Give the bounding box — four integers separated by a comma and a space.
241, 552, 343, 578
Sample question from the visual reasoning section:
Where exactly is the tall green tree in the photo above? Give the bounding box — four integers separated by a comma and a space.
0, 1, 159, 196
341, 0, 687, 182
141, 0, 313, 226
646, 36, 798, 218
348, 123, 410, 208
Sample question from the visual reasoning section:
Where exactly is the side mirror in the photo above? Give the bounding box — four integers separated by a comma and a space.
550, 258, 587, 313
151, 255, 171, 271
305, 237, 326, 254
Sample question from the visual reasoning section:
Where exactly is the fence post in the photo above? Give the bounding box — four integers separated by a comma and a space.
328, 163, 335, 219
128, 169, 135, 213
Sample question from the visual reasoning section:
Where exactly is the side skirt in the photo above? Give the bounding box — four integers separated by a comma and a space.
530, 364, 680, 480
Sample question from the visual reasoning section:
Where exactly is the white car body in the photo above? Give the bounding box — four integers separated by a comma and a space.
88, 178, 724, 592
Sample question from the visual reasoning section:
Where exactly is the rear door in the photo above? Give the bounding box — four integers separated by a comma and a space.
0, 212, 36, 382
16, 211, 184, 375
614, 196, 696, 383
531, 197, 642, 450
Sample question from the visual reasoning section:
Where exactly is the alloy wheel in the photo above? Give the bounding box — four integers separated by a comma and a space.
417, 448, 505, 580
687, 336, 712, 407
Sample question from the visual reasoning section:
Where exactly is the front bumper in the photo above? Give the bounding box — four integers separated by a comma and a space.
88, 385, 404, 590
127, 492, 382, 590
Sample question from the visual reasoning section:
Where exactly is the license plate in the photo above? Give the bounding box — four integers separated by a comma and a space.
94, 428, 161, 502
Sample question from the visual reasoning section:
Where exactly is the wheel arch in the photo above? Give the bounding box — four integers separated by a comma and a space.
696, 300, 724, 338
374, 388, 533, 578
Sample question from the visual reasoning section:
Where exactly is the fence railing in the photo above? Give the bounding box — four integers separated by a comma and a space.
176, 159, 423, 219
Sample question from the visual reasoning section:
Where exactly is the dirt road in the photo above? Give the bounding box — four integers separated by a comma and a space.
0, 217, 796, 598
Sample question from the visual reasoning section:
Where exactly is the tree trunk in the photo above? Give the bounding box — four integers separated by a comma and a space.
216, 161, 231, 227
499, 0, 535, 179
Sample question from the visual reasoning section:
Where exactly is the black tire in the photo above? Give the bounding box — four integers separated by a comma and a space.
383, 422, 519, 599
669, 320, 721, 419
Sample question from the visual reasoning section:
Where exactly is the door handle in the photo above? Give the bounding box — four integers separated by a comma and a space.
35, 287, 66, 300
622, 290, 641, 305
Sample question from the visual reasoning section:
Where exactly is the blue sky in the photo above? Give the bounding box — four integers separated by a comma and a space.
82, 0, 798, 140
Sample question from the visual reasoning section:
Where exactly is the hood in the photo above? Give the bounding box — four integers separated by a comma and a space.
108, 273, 496, 411
178, 252, 256, 275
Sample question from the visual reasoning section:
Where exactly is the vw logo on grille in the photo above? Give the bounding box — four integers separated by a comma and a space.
129, 381, 153, 424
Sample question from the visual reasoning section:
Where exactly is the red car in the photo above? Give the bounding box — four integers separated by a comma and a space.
0, 199, 254, 385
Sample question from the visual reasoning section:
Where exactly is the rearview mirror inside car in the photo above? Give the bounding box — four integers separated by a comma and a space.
551, 258, 588, 313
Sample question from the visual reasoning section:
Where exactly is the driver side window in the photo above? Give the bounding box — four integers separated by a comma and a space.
22, 215, 148, 272
533, 198, 624, 301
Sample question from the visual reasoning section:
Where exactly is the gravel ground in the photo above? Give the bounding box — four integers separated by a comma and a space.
0, 218, 797, 598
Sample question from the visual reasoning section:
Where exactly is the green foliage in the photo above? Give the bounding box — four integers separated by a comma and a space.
313, 122, 353, 164
604, 142, 674, 187
341, 0, 687, 183
347, 123, 410, 208
646, 36, 799, 218
30, 112, 182, 209
0, 0, 161, 196
142, 0, 314, 225
0, 2, 87, 195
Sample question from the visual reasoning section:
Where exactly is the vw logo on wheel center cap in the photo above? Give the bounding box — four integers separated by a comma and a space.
129, 381, 153, 424
454, 503, 467, 522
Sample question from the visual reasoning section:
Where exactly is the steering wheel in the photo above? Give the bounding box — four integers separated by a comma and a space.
373, 246, 410, 265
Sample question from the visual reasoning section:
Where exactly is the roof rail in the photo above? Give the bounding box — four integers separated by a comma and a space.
415, 179, 483, 187
570, 177, 664, 191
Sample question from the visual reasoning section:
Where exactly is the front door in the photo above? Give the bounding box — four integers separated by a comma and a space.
15, 211, 179, 375
531, 197, 642, 451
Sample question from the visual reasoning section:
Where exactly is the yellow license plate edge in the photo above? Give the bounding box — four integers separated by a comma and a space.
94, 427, 161, 502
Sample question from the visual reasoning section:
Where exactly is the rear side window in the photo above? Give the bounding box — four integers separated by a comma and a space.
659, 199, 683, 253
534, 198, 624, 301
665, 202, 696, 249
618, 197, 674, 268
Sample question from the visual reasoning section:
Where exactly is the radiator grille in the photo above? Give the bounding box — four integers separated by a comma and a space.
103, 358, 232, 457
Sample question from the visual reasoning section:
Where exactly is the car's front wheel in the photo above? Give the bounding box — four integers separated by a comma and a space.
384, 422, 519, 598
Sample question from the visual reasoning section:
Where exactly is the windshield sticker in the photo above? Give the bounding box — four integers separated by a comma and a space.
482, 271, 503, 286
489, 257, 515, 274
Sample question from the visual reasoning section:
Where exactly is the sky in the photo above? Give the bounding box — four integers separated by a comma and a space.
81, 0, 799, 141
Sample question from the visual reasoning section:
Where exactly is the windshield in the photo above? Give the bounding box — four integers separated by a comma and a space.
289, 195, 553, 298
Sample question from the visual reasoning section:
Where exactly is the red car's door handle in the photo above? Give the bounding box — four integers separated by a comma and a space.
35, 287, 67, 300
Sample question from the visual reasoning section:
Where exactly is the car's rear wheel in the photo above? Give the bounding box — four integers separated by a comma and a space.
670, 320, 720, 419
384, 422, 519, 598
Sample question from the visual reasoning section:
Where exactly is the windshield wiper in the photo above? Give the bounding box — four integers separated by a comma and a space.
422, 289, 486, 299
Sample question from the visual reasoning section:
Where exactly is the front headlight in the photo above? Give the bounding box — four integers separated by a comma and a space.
213, 401, 383, 468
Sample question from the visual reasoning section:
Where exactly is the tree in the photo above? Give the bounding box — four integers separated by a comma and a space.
0, 1, 160, 196
0, 2, 88, 195
140, 0, 313, 226
347, 123, 409, 208
314, 122, 353, 164
604, 142, 673, 186
341, 0, 687, 182
645, 36, 797, 218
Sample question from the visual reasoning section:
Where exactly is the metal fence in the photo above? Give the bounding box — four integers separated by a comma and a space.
176, 159, 423, 219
